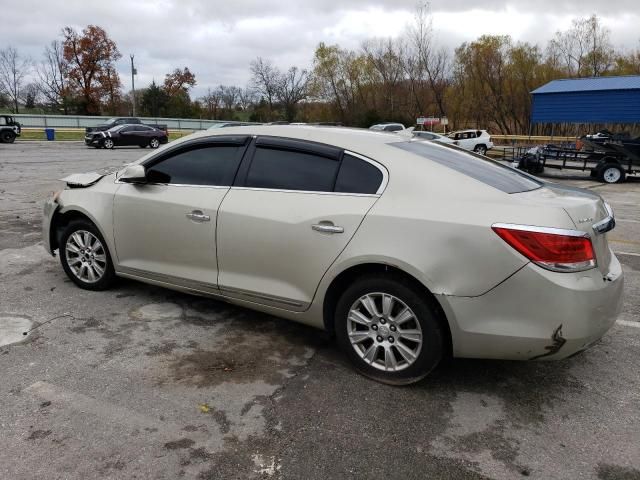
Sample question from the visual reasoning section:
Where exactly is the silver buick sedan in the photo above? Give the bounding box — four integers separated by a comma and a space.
43, 126, 624, 384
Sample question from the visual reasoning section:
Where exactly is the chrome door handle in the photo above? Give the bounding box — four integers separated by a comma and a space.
312, 223, 344, 234
186, 210, 210, 222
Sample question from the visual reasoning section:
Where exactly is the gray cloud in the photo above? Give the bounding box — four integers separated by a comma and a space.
1, 0, 638, 98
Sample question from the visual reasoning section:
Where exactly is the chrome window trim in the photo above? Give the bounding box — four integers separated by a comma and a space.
114, 178, 230, 189
491, 223, 591, 238
229, 186, 379, 198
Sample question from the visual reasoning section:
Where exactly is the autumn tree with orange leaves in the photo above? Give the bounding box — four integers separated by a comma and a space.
62, 25, 122, 114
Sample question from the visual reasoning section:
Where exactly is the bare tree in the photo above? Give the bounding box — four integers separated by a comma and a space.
250, 57, 280, 114
549, 14, 613, 77
362, 38, 405, 119
0, 46, 32, 113
238, 87, 257, 111
200, 87, 222, 119
408, 2, 450, 118
276, 66, 309, 121
219, 85, 241, 111
36, 40, 69, 113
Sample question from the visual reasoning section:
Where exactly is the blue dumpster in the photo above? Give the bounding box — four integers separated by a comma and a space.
45, 128, 55, 141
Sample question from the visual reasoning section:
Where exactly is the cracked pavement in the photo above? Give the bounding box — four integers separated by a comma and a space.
1, 142, 639, 479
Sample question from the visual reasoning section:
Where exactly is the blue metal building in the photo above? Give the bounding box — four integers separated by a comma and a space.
531, 76, 640, 124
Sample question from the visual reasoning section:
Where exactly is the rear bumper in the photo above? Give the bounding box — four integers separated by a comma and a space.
439, 251, 624, 360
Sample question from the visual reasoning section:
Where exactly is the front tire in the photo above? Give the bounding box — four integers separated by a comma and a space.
1, 130, 16, 143
103, 138, 114, 149
334, 275, 444, 385
59, 219, 116, 291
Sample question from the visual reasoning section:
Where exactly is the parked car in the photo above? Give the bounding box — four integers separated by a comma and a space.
370, 123, 405, 132
43, 126, 623, 384
447, 129, 493, 154
84, 124, 168, 149
413, 131, 456, 145
85, 117, 168, 135
0, 115, 21, 143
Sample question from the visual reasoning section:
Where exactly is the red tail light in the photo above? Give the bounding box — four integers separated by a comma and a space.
492, 224, 596, 272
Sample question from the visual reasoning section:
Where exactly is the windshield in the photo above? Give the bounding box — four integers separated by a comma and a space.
391, 140, 542, 194
107, 125, 127, 132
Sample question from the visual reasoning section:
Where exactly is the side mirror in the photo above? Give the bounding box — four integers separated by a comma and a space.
119, 164, 147, 184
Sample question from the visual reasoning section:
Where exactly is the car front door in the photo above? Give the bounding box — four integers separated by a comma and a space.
112, 136, 250, 290
216, 137, 387, 311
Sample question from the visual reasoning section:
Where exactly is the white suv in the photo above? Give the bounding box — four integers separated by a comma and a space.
447, 129, 493, 155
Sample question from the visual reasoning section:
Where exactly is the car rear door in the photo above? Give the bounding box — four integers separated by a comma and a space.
117, 126, 137, 146
112, 136, 250, 290
216, 137, 387, 311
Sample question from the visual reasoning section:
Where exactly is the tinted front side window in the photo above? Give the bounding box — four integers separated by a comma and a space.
391, 141, 541, 194
245, 147, 339, 192
335, 154, 383, 194
146, 145, 243, 186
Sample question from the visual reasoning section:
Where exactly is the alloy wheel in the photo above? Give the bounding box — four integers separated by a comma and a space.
65, 230, 108, 283
150, 138, 160, 148
347, 292, 423, 372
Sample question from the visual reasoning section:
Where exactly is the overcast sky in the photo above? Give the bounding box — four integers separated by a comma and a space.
2, 0, 639, 98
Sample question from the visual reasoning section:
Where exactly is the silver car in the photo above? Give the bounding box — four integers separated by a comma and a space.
43, 126, 624, 384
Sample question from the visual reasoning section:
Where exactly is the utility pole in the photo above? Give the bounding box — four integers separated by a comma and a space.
130, 54, 137, 116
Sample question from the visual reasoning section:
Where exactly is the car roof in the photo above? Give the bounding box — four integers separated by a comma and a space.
451, 129, 487, 134
135, 125, 410, 165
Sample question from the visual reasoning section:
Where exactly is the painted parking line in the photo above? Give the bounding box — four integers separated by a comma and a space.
614, 251, 640, 257
609, 238, 640, 246
617, 320, 640, 328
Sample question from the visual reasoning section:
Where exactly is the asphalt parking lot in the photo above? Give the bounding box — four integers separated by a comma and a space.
1, 141, 639, 480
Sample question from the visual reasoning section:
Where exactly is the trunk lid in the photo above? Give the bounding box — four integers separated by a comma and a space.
514, 183, 613, 274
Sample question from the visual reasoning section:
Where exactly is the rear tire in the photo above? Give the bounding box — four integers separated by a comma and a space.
473, 144, 487, 155
334, 274, 444, 385
1, 130, 16, 143
597, 163, 625, 184
59, 219, 116, 291
149, 138, 160, 149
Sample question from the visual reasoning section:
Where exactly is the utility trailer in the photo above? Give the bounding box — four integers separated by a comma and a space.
512, 142, 640, 184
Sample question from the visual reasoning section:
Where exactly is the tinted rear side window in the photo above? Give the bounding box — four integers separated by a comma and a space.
146, 145, 243, 186
246, 147, 340, 192
391, 141, 541, 194
335, 154, 383, 194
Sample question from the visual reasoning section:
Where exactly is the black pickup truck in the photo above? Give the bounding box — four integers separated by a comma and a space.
85, 117, 167, 135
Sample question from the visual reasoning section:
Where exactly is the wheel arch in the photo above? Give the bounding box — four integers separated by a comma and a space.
50, 208, 109, 254
322, 262, 452, 357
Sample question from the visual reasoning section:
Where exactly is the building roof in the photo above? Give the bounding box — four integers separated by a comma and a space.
531, 75, 640, 94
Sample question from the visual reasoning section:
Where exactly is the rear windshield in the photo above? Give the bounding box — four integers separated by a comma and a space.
391, 141, 541, 194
